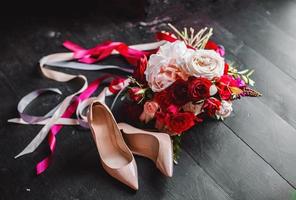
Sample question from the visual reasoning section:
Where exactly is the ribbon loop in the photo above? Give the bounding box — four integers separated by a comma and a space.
17, 88, 62, 123
63, 40, 154, 66
9, 39, 165, 174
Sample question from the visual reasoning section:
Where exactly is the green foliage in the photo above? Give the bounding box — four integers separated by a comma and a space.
228, 64, 255, 86
172, 135, 182, 164
128, 76, 144, 88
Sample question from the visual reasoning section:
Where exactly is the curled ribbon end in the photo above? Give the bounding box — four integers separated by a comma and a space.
36, 157, 51, 175
14, 152, 24, 159
7, 119, 16, 123
14, 148, 33, 159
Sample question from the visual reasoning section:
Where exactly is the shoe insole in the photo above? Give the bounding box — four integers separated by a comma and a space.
124, 133, 159, 163
91, 105, 130, 168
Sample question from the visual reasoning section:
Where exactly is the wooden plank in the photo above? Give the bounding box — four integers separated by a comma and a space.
74, 13, 296, 199
168, 8, 296, 184
181, 14, 296, 188
1, 115, 232, 200
174, 17, 296, 188
1, 1, 296, 199
1, 122, 233, 200
204, 0, 296, 81
0, 18, 232, 200
205, 21, 296, 130
148, 1, 296, 189
182, 120, 295, 200
255, 0, 296, 41
207, 21, 296, 187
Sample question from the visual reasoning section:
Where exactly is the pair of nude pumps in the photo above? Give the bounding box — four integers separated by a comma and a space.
87, 100, 173, 190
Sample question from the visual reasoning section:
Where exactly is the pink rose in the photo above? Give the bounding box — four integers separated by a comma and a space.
139, 101, 159, 123
145, 41, 190, 92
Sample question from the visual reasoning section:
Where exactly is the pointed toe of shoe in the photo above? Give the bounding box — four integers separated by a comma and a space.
162, 164, 173, 177
125, 175, 139, 190
119, 160, 139, 190
156, 134, 173, 177
156, 157, 173, 177
103, 159, 139, 190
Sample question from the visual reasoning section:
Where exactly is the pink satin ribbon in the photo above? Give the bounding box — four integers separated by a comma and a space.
63, 40, 151, 66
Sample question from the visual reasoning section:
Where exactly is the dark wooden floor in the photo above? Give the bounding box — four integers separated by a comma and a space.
1, 0, 296, 199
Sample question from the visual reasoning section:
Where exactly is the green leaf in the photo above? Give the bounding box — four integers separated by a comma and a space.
238, 69, 249, 75
242, 75, 249, 84
135, 89, 146, 95
172, 135, 182, 164
246, 69, 255, 77
248, 79, 255, 86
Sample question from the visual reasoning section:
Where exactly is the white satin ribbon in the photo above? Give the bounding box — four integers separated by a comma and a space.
9, 40, 165, 159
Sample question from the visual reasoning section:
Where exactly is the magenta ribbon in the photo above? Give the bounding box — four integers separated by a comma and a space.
36, 40, 154, 174
63, 40, 149, 66
36, 75, 124, 174
15, 39, 162, 175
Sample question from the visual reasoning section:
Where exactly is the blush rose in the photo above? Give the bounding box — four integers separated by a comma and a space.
139, 101, 159, 123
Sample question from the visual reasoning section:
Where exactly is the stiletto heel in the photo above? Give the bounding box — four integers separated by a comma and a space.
88, 101, 138, 190
118, 123, 173, 177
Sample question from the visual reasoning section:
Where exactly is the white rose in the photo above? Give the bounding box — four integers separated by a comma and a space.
182, 49, 225, 80
145, 41, 189, 92
182, 101, 204, 115
216, 100, 233, 118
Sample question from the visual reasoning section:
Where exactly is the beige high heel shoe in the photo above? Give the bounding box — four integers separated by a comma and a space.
118, 123, 173, 177
88, 101, 138, 190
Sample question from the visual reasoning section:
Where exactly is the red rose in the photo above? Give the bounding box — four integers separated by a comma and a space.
205, 40, 219, 51
166, 112, 196, 135
170, 79, 189, 106
215, 75, 239, 100
202, 97, 221, 117
205, 41, 225, 56
128, 87, 144, 102
166, 104, 179, 114
188, 77, 212, 101
153, 90, 173, 111
155, 111, 169, 130
224, 63, 229, 75
133, 56, 147, 84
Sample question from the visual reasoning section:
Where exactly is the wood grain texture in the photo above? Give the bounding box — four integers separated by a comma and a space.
182, 121, 294, 200
194, 20, 296, 188
0, 14, 232, 200
1, 0, 296, 199
164, 0, 296, 190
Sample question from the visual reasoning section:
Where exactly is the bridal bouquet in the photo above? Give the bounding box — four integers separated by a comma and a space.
125, 25, 261, 159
